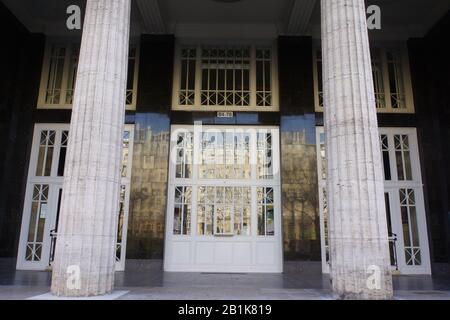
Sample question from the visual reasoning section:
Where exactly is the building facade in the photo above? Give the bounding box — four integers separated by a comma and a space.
0, 0, 449, 298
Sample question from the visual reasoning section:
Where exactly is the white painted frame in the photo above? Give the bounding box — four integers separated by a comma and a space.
315, 126, 431, 275
17, 123, 134, 271
17, 123, 67, 270
115, 125, 134, 271
37, 38, 140, 111
171, 41, 280, 112
313, 44, 416, 114
164, 125, 283, 273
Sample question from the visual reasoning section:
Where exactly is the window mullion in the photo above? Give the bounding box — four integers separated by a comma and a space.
381, 49, 393, 112
250, 45, 257, 108
194, 45, 202, 107
60, 44, 72, 107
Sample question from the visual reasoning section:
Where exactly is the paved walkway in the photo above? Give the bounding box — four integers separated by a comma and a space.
1, 259, 449, 300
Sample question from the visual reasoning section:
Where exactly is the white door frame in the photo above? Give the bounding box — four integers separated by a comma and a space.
316, 126, 431, 275
17, 123, 134, 271
164, 125, 283, 273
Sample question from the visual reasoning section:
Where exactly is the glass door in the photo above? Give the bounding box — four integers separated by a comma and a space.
17, 124, 134, 271
164, 125, 282, 273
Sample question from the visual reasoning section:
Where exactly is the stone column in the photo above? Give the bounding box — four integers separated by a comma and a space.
320, 0, 393, 299
51, 0, 131, 297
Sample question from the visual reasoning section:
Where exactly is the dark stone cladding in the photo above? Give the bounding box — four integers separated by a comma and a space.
278, 36, 321, 261
407, 10, 450, 272
0, 3, 45, 258
125, 35, 174, 259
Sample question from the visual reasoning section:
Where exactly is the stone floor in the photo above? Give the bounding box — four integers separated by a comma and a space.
1, 259, 449, 300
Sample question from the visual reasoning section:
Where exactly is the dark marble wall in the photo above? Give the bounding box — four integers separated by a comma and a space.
0, 3, 45, 257
407, 11, 450, 269
278, 37, 321, 261
125, 35, 174, 259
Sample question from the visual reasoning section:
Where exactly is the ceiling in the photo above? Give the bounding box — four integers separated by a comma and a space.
1, 0, 449, 39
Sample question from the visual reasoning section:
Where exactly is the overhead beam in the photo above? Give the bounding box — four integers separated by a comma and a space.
286, 0, 317, 35
136, 0, 166, 34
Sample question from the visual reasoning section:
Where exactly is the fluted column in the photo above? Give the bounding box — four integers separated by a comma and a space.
51, 0, 131, 297
320, 0, 393, 299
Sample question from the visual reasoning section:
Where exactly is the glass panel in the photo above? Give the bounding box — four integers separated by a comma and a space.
371, 48, 386, 109
319, 132, 326, 180
25, 184, 49, 261
200, 46, 250, 106
173, 186, 192, 235
197, 186, 214, 235
386, 50, 406, 109
175, 131, 193, 179
36, 130, 55, 177
316, 50, 323, 108
57, 131, 69, 176
179, 47, 196, 105
197, 186, 251, 236
384, 193, 396, 266
65, 44, 80, 104
234, 187, 251, 236
126, 47, 136, 105
322, 188, 329, 263
394, 135, 413, 181
199, 130, 251, 179
45, 45, 66, 104
257, 131, 273, 179
380, 134, 391, 180
116, 184, 126, 261
257, 187, 275, 236
121, 130, 131, 178
399, 189, 421, 266
256, 48, 272, 106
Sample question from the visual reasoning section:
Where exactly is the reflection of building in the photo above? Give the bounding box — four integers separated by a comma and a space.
127, 125, 170, 259
281, 130, 320, 260
1, 0, 449, 299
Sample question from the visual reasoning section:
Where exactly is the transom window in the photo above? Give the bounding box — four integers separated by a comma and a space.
38, 41, 139, 110
173, 44, 279, 111
314, 47, 415, 113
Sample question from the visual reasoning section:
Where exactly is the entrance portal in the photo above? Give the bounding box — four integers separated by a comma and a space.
164, 125, 282, 272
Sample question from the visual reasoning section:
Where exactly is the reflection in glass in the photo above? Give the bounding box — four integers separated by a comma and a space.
394, 135, 412, 181
57, 131, 69, 176
116, 184, 126, 261
175, 131, 193, 179
399, 188, 421, 266
26, 184, 49, 261
122, 131, 131, 177
384, 193, 396, 266
197, 186, 251, 236
36, 130, 55, 177
257, 132, 273, 179
200, 131, 250, 179
381, 134, 391, 180
127, 118, 170, 259
173, 186, 192, 235
257, 187, 274, 236
283, 127, 320, 260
